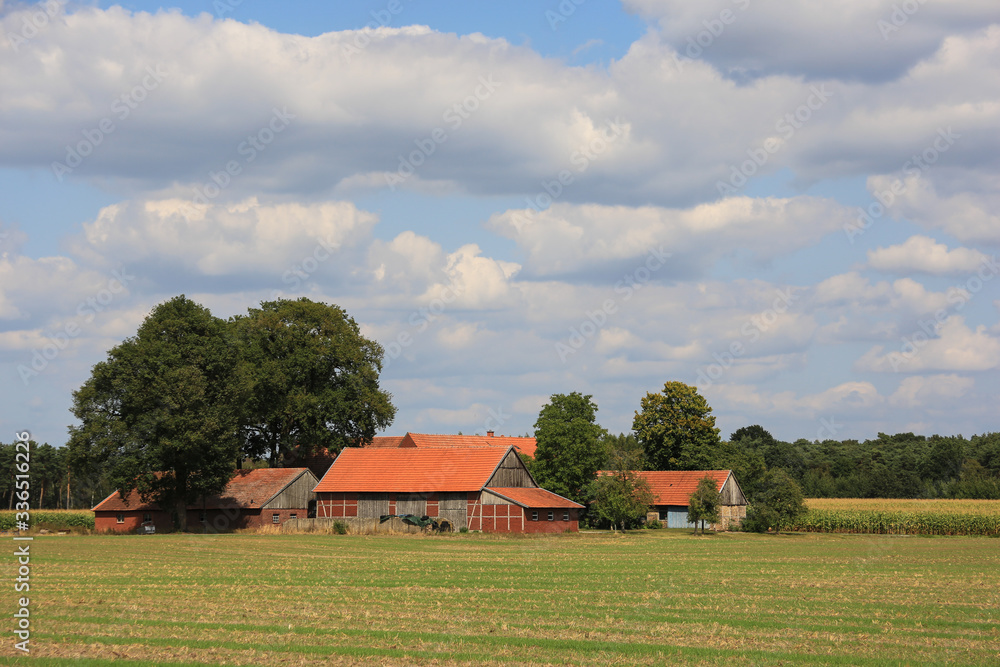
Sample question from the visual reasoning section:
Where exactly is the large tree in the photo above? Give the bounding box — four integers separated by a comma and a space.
531, 392, 607, 504
633, 381, 721, 471
232, 298, 395, 466
68, 296, 245, 531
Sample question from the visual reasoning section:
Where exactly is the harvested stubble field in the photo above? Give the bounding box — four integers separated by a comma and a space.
3, 531, 998, 666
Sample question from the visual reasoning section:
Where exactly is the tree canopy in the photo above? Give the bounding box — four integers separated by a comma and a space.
744, 469, 806, 534
632, 381, 721, 470
68, 295, 396, 530
531, 392, 607, 504
589, 437, 654, 531
68, 296, 245, 531
233, 298, 396, 466
687, 475, 721, 534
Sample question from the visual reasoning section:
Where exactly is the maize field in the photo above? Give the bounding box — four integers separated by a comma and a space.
795, 499, 1000, 536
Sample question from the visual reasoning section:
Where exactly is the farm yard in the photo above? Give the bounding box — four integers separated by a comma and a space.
6, 530, 999, 665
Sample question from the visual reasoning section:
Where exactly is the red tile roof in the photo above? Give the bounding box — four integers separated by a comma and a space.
92, 468, 314, 512
401, 432, 537, 458
485, 487, 584, 509
632, 470, 733, 506
313, 446, 512, 493
367, 436, 405, 448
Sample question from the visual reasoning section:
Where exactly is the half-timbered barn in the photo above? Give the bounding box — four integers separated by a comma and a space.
93, 467, 318, 533
638, 470, 747, 530
312, 446, 580, 533
287, 432, 538, 481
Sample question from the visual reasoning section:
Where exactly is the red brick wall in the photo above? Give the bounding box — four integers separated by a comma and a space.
523, 508, 579, 533
95, 511, 172, 533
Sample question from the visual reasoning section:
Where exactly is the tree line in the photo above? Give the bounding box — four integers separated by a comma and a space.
525, 382, 1000, 530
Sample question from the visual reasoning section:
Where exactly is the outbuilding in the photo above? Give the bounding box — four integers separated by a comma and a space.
638, 470, 747, 530
313, 446, 581, 533
93, 467, 318, 533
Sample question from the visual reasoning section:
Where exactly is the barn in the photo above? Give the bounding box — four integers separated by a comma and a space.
313, 446, 581, 533
638, 470, 747, 530
289, 431, 537, 481
93, 467, 319, 533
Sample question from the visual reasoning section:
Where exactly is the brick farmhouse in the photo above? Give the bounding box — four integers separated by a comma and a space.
93, 467, 318, 533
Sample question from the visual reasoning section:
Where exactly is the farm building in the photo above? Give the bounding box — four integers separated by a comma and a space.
93, 467, 318, 533
638, 470, 747, 530
312, 445, 581, 533
287, 431, 537, 480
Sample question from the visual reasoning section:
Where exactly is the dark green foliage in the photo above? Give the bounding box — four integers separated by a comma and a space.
687, 475, 721, 534
531, 392, 607, 504
68, 296, 247, 531
746, 469, 806, 533
333, 520, 348, 535
233, 298, 396, 466
633, 381, 721, 470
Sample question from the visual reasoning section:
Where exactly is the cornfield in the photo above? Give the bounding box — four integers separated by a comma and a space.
806, 497, 1000, 515
0, 509, 95, 531
792, 504, 1000, 536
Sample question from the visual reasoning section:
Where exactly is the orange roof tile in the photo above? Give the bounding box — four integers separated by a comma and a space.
313, 446, 512, 493
485, 487, 583, 509
92, 468, 314, 512
402, 432, 537, 458
367, 436, 405, 448
632, 470, 732, 506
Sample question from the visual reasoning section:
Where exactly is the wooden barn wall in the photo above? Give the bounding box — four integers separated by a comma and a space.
357, 493, 390, 518
437, 492, 467, 527
396, 493, 427, 515
486, 451, 533, 488
480, 490, 516, 505
262, 473, 316, 510
719, 475, 747, 506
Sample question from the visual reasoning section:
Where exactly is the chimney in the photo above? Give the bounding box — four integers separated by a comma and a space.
486, 430, 494, 437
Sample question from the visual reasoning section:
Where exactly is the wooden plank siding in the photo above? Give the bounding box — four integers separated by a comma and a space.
486, 450, 534, 488
437, 492, 467, 527
261, 471, 316, 510
719, 474, 747, 506
357, 493, 389, 518
396, 493, 427, 516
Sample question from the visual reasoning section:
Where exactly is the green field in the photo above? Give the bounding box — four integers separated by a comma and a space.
3, 531, 998, 665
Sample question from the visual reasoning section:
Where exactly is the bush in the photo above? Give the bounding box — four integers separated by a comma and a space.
459, 526, 469, 533
332, 520, 348, 535
643, 519, 663, 530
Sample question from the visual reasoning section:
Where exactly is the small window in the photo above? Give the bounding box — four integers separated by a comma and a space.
563, 511, 569, 521
290, 513, 297, 519
199, 511, 206, 524
116, 513, 124, 524
272, 513, 280, 524
531, 511, 538, 521
143, 513, 152, 523
547, 511, 554, 521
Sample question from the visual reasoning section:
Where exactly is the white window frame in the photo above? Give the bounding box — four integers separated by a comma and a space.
272, 513, 280, 524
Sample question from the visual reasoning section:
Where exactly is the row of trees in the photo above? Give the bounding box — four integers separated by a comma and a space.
66, 295, 395, 530
526, 382, 1000, 531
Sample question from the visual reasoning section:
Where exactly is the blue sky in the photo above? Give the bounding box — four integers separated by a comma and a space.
2, 0, 999, 447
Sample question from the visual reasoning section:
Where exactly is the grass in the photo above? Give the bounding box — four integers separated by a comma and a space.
1, 530, 997, 665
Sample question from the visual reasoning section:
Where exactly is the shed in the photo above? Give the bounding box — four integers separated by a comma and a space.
312, 446, 581, 533
92, 467, 318, 533
637, 470, 747, 530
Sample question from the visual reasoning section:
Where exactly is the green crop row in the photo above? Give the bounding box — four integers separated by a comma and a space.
789, 508, 1000, 536
0, 510, 96, 530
